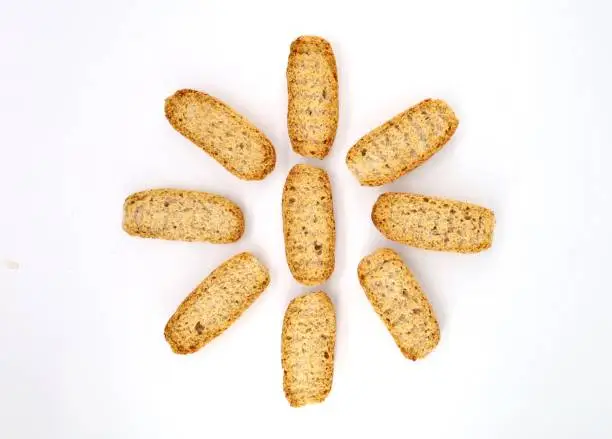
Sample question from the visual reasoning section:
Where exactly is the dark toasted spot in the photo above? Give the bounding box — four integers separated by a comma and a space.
195, 322, 204, 335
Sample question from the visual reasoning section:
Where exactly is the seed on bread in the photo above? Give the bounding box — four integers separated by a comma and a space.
358, 248, 439, 360
122, 188, 244, 243
282, 291, 336, 407
287, 36, 339, 159
282, 164, 336, 285
164, 252, 270, 354
165, 89, 276, 180
372, 192, 495, 253
346, 99, 458, 186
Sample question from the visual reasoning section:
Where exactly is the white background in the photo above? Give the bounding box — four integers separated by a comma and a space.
1, 0, 611, 437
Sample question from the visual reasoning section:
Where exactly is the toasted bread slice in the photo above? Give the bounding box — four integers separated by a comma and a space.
346, 99, 458, 186
164, 252, 270, 354
165, 89, 276, 180
372, 193, 495, 253
282, 164, 336, 285
282, 291, 336, 407
123, 188, 244, 243
287, 36, 339, 159
358, 248, 439, 360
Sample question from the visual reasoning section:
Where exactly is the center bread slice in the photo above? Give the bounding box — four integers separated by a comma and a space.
282, 164, 336, 285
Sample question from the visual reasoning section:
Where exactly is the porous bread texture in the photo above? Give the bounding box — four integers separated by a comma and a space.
372, 193, 495, 253
287, 36, 339, 159
358, 248, 439, 360
282, 291, 336, 407
123, 188, 244, 243
165, 89, 276, 180
164, 252, 270, 354
346, 99, 458, 186
282, 164, 336, 285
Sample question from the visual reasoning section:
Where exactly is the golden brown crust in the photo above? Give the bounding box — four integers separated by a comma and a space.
164, 252, 270, 354
281, 291, 336, 407
282, 164, 336, 285
358, 248, 439, 360
346, 99, 458, 186
122, 188, 244, 243
287, 36, 339, 159
372, 193, 495, 253
165, 89, 276, 180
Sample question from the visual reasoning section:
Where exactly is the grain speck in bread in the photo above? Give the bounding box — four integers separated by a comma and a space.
282, 291, 336, 407
282, 164, 336, 285
287, 36, 339, 159
358, 248, 439, 360
372, 193, 495, 253
165, 89, 276, 180
122, 188, 244, 243
346, 99, 458, 186
164, 252, 270, 354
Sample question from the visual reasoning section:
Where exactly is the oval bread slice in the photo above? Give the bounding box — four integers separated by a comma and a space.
346, 99, 458, 186
164, 252, 270, 354
282, 164, 336, 285
358, 248, 439, 360
165, 89, 276, 180
287, 36, 339, 159
282, 291, 336, 407
122, 189, 244, 243
372, 192, 495, 253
